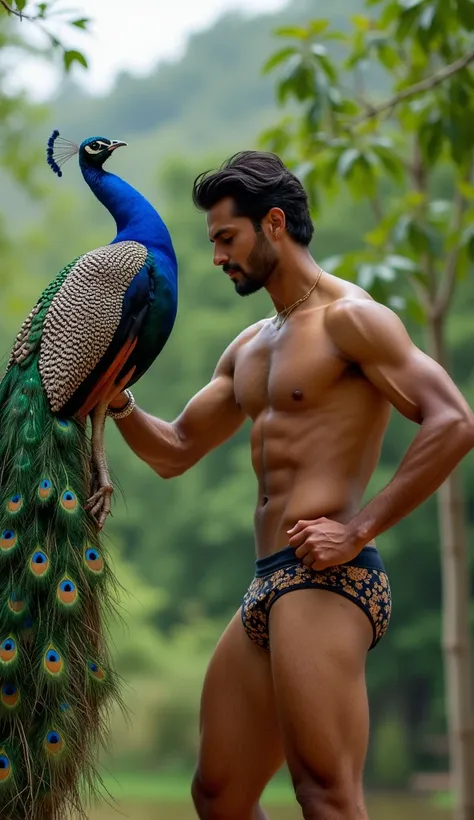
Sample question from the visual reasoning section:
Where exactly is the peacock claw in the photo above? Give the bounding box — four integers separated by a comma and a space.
85, 484, 114, 529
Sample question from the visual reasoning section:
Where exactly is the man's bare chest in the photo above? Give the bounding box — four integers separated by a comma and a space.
233, 318, 348, 419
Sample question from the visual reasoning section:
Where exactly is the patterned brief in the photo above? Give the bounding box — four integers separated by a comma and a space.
241, 545, 391, 651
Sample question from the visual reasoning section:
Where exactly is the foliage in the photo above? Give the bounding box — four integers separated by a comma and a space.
1, 0, 89, 74
261, 0, 474, 328
0, 1, 89, 274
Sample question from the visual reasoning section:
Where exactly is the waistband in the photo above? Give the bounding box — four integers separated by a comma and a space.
255, 545, 385, 578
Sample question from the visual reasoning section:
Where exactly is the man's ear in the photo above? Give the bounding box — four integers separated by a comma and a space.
265, 207, 286, 239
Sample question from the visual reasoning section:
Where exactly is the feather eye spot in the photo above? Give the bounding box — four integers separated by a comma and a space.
1, 684, 19, 708
38, 479, 53, 501
0, 638, 17, 663
44, 647, 63, 675
30, 550, 49, 576
45, 730, 63, 755
0, 753, 11, 780
55, 418, 70, 429
85, 547, 104, 573
88, 661, 105, 681
8, 594, 25, 614
0, 530, 17, 552
57, 578, 78, 606
60, 490, 77, 512
7, 493, 23, 514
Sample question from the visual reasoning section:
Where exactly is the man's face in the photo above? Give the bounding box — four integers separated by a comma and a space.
207, 197, 278, 296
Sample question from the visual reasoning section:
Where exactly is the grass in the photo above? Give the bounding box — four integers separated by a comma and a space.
102, 772, 296, 804
101, 772, 451, 812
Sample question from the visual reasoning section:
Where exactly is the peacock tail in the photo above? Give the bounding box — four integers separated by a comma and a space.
0, 264, 122, 820
0, 128, 179, 818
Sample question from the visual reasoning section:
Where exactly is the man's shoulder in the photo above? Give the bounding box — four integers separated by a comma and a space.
217, 319, 267, 373
233, 318, 268, 347
325, 291, 390, 331
325, 291, 410, 361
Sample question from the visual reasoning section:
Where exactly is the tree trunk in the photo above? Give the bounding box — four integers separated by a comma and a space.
428, 314, 474, 820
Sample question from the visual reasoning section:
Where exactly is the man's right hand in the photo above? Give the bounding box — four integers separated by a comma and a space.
109, 391, 130, 411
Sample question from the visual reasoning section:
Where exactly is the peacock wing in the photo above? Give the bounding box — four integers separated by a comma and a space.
38, 240, 149, 413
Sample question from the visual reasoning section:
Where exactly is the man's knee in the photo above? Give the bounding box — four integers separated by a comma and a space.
294, 776, 358, 820
192, 771, 260, 820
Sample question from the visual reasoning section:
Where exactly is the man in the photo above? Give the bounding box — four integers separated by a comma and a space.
103, 151, 474, 820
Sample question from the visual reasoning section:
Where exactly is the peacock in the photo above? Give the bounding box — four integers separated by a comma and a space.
0, 131, 178, 818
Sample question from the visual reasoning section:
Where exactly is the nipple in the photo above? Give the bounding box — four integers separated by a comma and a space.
292, 390, 303, 401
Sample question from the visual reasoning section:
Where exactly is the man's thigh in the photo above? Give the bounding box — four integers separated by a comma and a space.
269, 588, 372, 796
195, 610, 285, 810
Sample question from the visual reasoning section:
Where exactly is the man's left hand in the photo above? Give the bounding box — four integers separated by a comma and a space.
287, 517, 361, 570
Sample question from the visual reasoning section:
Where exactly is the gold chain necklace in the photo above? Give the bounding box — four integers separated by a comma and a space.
272, 268, 323, 330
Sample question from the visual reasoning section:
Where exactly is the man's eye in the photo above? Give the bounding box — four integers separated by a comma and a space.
222, 237, 233, 245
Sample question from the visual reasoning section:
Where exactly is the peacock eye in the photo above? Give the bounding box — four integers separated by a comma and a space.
89, 141, 100, 151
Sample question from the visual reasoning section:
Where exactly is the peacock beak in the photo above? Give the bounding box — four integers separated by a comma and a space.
107, 141, 127, 152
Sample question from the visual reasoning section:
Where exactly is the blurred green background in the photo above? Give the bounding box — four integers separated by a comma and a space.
1, 0, 473, 817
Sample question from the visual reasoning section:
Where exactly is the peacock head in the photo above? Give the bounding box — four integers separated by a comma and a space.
46, 130, 127, 178
79, 136, 127, 169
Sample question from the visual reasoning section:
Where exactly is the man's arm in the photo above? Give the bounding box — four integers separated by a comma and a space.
289, 298, 474, 566
110, 342, 246, 479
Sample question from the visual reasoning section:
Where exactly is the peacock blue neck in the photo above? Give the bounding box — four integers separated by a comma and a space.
80, 164, 176, 265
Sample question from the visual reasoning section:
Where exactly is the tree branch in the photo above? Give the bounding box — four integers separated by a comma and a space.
0, 1, 34, 19
353, 48, 474, 125
433, 165, 474, 320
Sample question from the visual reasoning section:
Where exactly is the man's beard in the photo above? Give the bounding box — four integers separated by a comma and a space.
224, 233, 278, 296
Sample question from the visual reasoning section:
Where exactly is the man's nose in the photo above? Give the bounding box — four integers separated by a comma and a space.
213, 248, 229, 267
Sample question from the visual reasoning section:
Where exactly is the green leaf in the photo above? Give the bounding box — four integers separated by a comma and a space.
428, 200, 452, 222
308, 19, 330, 36
377, 43, 402, 70
358, 264, 376, 289
406, 296, 426, 324
72, 18, 89, 30
274, 26, 309, 39
419, 4, 436, 29
398, 0, 423, 9
456, 0, 474, 30
419, 117, 445, 165
372, 146, 405, 184
351, 14, 372, 31
63, 50, 88, 72
263, 47, 296, 74
388, 295, 406, 312
365, 225, 390, 247
458, 180, 474, 200
338, 148, 360, 177
461, 225, 474, 262
385, 255, 419, 272
14, 0, 27, 10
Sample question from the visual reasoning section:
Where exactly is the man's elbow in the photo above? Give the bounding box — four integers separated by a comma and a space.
445, 408, 474, 453
156, 463, 188, 479
149, 447, 197, 479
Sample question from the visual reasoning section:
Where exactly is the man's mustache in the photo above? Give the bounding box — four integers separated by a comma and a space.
223, 264, 243, 274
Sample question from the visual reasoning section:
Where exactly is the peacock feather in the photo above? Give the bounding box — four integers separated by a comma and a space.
0, 131, 178, 818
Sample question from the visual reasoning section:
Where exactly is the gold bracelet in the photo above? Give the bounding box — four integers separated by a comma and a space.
106, 389, 136, 420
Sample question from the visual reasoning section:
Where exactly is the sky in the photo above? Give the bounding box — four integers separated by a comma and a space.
4, 0, 287, 100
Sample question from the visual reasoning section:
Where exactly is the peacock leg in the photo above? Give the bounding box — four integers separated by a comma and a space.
85, 401, 114, 529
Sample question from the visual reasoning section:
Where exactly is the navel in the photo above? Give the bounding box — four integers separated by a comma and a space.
292, 389, 304, 401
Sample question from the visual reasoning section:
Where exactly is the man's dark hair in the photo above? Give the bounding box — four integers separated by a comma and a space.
192, 151, 314, 247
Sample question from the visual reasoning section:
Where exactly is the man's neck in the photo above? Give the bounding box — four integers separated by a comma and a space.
266, 248, 323, 312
